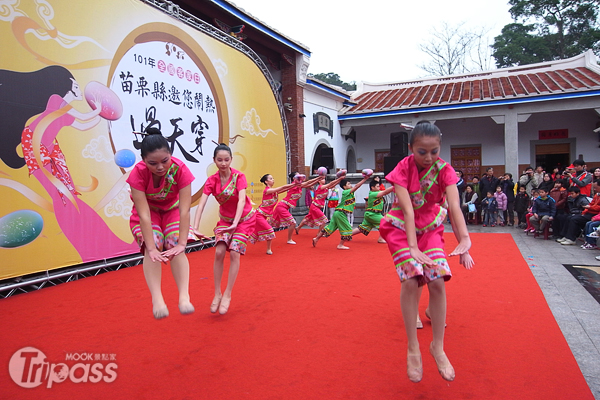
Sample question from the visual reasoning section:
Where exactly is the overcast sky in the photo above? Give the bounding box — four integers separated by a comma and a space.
229, 0, 515, 83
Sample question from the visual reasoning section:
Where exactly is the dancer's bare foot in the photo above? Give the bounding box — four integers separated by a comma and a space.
377, 238, 387, 244
178, 301, 195, 315
219, 296, 231, 315
295, 226, 300, 235
407, 353, 423, 383
312, 237, 318, 247
210, 295, 222, 313
416, 314, 423, 329
153, 304, 169, 320
429, 342, 455, 381
337, 245, 350, 250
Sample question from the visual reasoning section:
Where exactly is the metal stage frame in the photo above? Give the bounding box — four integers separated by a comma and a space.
0, 239, 215, 299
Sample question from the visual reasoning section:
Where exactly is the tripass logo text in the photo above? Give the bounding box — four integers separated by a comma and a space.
9, 347, 118, 388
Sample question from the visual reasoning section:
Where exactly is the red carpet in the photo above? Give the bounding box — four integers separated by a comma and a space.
0, 232, 593, 399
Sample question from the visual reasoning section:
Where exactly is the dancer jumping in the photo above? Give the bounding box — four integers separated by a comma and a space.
379, 121, 474, 383
127, 128, 199, 319
193, 143, 256, 315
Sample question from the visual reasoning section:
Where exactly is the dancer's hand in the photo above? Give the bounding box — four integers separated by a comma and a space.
217, 223, 238, 234
148, 247, 168, 263
162, 243, 186, 260
448, 239, 471, 257
459, 252, 475, 269
409, 247, 436, 267
191, 227, 210, 242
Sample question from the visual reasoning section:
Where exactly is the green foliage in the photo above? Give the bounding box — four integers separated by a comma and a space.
308, 72, 357, 91
492, 0, 600, 67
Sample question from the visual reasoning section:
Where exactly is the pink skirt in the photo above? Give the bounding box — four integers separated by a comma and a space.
130, 206, 196, 254
252, 212, 276, 243
271, 202, 296, 228
302, 203, 328, 227
379, 219, 452, 286
214, 210, 256, 255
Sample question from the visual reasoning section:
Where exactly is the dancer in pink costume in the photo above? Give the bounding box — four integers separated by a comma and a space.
270, 172, 320, 244
193, 143, 256, 315
295, 173, 346, 234
253, 173, 299, 255
127, 128, 200, 319
379, 121, 474, 383
1, 66, 138, 262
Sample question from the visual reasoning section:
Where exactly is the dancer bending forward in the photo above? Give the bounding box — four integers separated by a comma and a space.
193, 143, 256, 315
379, 121, 474, 383
127, 128, 199, 319
254, 173, 298, 254
296, 173, 346, 234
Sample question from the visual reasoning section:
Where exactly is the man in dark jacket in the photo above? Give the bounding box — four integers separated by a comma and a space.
499, 173, 516, 225
529, 188, 556, 233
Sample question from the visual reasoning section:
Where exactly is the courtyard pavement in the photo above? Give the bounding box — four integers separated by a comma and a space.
457, 223, 600, 399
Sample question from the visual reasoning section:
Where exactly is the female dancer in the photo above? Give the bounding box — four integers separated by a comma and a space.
193, 143, 256, 315
295, 173, 346, 234
379, 121, 474, 383
127, 128, 198, 319
271, 172, 320, 244
254, 174, 298, 254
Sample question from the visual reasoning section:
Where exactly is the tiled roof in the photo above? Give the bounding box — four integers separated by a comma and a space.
341, 51, 600, 116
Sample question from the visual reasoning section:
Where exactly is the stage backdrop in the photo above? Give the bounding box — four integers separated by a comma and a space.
0, 0, 287, 279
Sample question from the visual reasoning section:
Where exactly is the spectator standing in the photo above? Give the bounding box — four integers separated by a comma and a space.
494, 186, 508, 226
499, 173, 516, 226
481, 191, 498, 227
514, 186, 530, 228
533, 166, 545, 190
565, 160, 592, 197
479, 167, 499, 201
519, 167, 536, 196
538, 173, 554, 193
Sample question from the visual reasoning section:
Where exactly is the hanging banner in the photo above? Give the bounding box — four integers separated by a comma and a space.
0, 0, 287, 279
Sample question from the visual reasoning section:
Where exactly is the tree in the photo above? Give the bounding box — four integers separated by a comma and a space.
418, 22, 493, 76
307, 72, 356, 91
492, 0, 600, 68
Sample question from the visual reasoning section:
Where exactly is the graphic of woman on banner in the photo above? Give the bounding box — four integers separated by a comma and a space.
0, 66, 137, 261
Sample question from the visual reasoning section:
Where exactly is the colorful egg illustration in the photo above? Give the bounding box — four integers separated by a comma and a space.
84, 81, 123, 121
0, 210, 44, 248
114, 149, 137, 168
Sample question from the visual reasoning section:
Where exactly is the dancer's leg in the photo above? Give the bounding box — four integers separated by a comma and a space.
219, 250, 241, 314
287, 223, 296, 243
142, 250, 168, 318
213, 243, 227, 298
170, 252, 194, 314
266, 239, 273, 255
401, 278, 422, 382
427, 278, 454, 380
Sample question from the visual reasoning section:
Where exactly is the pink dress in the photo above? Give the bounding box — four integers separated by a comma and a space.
252, 186, 277, 242
271, 185, 302, 228
379, 155, 457, 286
127, 157, 196, 253
302, 184, 329, 227
203, 168, 255, 254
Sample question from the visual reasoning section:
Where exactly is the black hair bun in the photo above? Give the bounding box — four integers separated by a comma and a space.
145, 127, 162, 136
